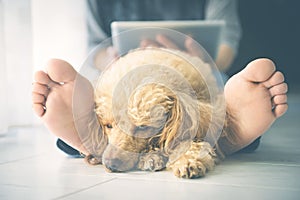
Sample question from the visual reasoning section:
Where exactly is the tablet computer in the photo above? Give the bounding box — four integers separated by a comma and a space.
111, 20, 225, 59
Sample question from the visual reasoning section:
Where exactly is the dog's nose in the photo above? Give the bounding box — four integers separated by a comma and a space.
104, 158, 123, 172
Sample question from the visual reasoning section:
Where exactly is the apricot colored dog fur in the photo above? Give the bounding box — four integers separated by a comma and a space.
83, 48, 238, 178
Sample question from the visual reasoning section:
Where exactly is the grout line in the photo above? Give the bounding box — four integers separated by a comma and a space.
252, 162, 300, 167
1, 183, 32, 189
0, 154, 43, 165
51, 178, 117, 200
233, 161, 300, 167
204, 182, 300, 192
114, 176, 300, 192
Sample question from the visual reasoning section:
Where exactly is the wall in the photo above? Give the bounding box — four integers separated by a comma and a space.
1, 0, 33, 127
32, 0, 87, 71
230, 0, 300, 93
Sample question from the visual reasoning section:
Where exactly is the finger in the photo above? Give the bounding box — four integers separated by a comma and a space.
140, 39, 160, 48
155, 34, 179, 50
185, 37, 205, 58
107, 46, 118, 58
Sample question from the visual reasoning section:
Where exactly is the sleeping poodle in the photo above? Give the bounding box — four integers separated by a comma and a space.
82, 48, 239, 178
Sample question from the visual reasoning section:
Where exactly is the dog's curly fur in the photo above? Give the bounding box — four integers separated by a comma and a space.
83, 48, 240, 178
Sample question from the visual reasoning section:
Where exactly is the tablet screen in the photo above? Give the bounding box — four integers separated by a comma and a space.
111, 20, 225, 59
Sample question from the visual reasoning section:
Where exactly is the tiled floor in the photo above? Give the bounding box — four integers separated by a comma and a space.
1, 94, 300, 200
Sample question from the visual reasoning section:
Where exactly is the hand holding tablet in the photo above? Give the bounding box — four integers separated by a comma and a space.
111, 20, 225, 59
139, 34, 205, 58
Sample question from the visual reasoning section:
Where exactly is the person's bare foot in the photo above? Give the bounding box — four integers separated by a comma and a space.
32, 59, 95, 154
224, 58, 288, 151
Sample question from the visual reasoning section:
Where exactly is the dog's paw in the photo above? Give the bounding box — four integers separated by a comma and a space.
138, 152, 168, 171
169, 141, 217, 179
171, 159, 206, 179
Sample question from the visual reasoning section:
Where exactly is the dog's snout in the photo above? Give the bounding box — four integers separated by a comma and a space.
104, 158, 123, 172
103, 144, 140, 172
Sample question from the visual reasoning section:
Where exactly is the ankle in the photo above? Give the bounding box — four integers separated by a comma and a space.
215, 108, 243, 158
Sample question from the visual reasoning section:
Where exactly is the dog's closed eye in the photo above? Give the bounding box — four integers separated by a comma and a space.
103, 123, 114, 137
105, 124, 113, 129
133, 125, 162, 139
136, 125, 149, 131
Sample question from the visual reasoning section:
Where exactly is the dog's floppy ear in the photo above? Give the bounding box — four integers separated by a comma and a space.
158, 91, 201, 156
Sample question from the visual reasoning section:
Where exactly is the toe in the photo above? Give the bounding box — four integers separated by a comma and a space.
263, 71, 285, 88
272, 94, 287, 105
34, 71, 53, 85
32, 103, 45, 117
32, 83, 48, 117
46, 59, 78, 83
273, 104, 288, 118
32, 83, 49, 96
242, 58, 276, 82
32, 93, 45, 104
269, 83, 288, 97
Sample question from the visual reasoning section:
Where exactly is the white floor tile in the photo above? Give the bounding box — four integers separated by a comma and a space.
1, 94, 300, 200
59, 178, 300, 200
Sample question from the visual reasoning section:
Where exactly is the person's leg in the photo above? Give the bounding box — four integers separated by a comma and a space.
224, 58, 288, 154
32, 59, 95, 155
